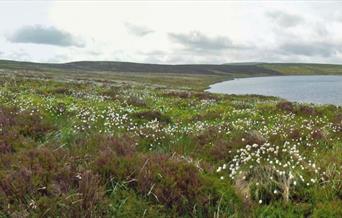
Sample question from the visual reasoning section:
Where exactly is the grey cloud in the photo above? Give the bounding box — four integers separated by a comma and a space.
124, 23, 154, 36
139, 50, 165, 56
266, 11, 304, 28
7, 25, 84, 47
314, 24, 329, 37
152, 39, 342, 64
278, 41, 341, 57
168, 31, 244, 51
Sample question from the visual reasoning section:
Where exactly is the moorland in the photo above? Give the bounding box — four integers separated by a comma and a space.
0, 60, 341, 217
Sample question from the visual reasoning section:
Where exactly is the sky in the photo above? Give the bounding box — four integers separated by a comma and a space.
1, 1, 342, 64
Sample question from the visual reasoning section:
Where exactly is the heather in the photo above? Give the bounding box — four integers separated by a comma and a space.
0, 78, 341, 217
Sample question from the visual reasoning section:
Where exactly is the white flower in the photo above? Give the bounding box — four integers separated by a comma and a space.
76, 173, 82, 180
259, 199, 262, 204
29, 199, 37, 209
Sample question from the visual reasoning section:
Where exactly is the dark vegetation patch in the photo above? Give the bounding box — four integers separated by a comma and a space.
163, 90, 220, 101
210, 136, 244, 162
0, 107, 55, 152
94, 149, 241, 216
277, 101, 295, 113
277, 101, 320, 116
0, 126, 242, 217
244, 130, 266, 145
332, 113, 342, 131
132, 110, 172, 124
126, 96, 147, 107
193, 111, 222, 121
100, 87, 121, 100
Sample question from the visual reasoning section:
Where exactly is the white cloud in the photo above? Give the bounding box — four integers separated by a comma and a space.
0, 1, 342, 64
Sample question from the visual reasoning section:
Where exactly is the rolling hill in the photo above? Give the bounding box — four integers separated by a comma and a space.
0, 59, 280, 75
1, 59, 342, 75
1, 59, 342, 90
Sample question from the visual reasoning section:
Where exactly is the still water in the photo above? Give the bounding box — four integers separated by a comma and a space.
208, 76, 342, 105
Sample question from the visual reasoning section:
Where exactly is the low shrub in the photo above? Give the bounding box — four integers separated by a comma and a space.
277, 101, 295, 113
298, 105, 318, 116
163, 91, 191, 99
50, 87, 72, 95
13, 110, 54, 141
0, 141, 13, 154
101, 87, 120, 100
311, 128, 328, 140
94, 150, 242, 216
332, 113, 342, 132
0, 146, 106, 217
244, 130, 266, 146
133, 110, 171, 124
210, 136, 244, 161
127, 96, 147, 107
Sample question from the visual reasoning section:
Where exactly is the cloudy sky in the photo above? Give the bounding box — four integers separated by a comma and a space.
1, 1, 342, 64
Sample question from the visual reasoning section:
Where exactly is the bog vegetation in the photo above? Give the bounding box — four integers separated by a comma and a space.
0, 77, 341, 217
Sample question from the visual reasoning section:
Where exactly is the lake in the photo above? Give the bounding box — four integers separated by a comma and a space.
207, 75, 342, 105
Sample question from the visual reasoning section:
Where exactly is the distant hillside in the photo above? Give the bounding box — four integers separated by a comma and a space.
225, 62, 342, 75
259, 63, 342, 75
1, 59, 342, 90
1, 60, 342, 77
0, 60, 279, 76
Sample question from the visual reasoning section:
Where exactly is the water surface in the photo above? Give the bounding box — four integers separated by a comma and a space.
208, 76, 342, 105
